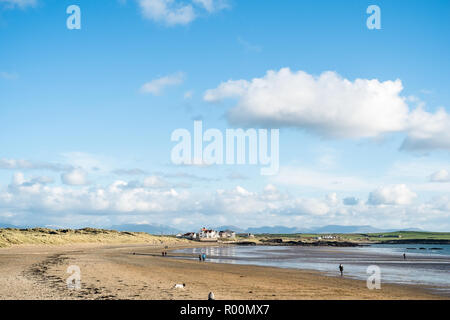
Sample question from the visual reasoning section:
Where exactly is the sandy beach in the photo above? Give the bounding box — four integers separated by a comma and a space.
0, 243, 445, 300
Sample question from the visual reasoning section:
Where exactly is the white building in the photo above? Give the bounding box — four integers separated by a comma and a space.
199, 228, 218, 240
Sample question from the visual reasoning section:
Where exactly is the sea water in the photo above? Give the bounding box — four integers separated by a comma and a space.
173, 244, 450, 295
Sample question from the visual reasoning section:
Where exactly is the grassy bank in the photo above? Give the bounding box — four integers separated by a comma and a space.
250, 231, 450, 243
0, 228, 189, 248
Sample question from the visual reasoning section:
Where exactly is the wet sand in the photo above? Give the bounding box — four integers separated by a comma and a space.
0, 243, 445, 300
173, 245, 450, 293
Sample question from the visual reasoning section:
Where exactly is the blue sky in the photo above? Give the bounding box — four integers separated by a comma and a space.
0, 0, 449, 231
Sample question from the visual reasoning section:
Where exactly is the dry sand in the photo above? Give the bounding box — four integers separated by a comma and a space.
0, 242, 445, 300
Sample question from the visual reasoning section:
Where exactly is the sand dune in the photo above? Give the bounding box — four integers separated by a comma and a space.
0, 228, 187, 248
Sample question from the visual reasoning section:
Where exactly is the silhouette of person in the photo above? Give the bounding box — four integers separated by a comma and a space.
339, 264, 344, 276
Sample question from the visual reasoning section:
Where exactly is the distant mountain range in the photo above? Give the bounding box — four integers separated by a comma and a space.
0, 223, 21, 229
110, 224, 183, 235
211, 225, 385, 234
238, 225, 423, 234
0, 222, 423, 235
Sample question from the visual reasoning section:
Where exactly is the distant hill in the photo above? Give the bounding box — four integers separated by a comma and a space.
308, 225, 386, 234
0, 223, 22, 229
214, 225, 246, 233
393, 228, 424, 232
216, 225, 423, 235
110, 224, 182, 235
247, 226, 300, 234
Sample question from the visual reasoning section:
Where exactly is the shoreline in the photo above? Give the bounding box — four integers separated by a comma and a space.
0, 242, 447, 300
168, 243, 450, 297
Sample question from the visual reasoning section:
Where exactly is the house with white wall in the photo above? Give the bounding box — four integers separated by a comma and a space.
198, 228, 219, 241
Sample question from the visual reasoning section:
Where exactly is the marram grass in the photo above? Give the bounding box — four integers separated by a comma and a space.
0, 227, 188, 248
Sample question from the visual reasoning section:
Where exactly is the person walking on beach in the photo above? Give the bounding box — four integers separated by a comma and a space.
339, 264, 344, 276
202, 253, 206, 262
403, 253, 406, 260
199, 254, 202, 262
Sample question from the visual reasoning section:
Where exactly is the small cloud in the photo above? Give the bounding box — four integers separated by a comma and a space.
326, 192, 339, 206
10, 172, 53, 187
137, 0, 229, 26
140, 72, 185, 95
143, 175, 170, 188
193, 0, 229, 13
11, 172, 25, 186
263, 184, 277, 193
61, 151, 111, 173
0, 158, 72, 172
137, 0, 196, 26
368, 184, 417, 206
429, 169, 450, 183
28, 176, 54, 185
0, 0, 36, 9
61, 169, 89, 186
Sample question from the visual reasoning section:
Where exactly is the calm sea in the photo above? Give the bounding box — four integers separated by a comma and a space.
174, 244, 450, 295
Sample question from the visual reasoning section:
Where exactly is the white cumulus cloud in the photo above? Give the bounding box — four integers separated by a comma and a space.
402, 107, 450, 151
140, 72, 185, 95
204, 68, 409, 138
61, 169, 89, 186
368, 184, 417, 206
137, 0, 228, 26
138, 0, 195, 26
0, 177, 449, 230
204, 68, 450, 150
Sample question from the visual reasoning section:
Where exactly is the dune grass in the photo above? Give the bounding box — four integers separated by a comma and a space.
0, 228, 189, 248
